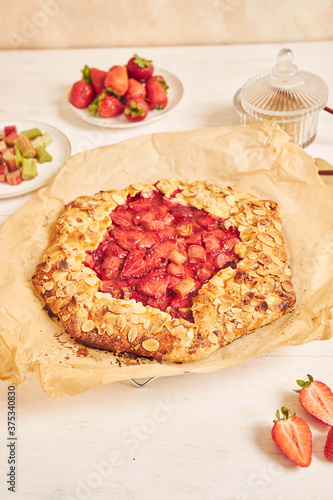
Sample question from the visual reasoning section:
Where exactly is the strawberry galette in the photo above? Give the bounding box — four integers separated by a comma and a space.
32, 179, 296, 363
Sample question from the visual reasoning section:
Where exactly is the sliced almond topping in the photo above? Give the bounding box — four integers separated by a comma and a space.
208, 332, 218, 344
250, 298, 261, 307
112, 193, 125, 205
93, 211, 106, 221
253, 209, 266, 216
273, 221, 282, 231
172, 325, 185, 336
282, 280, 294, 292
223, 331, 236, 342
218, 301, 233, 313
59, 260, 70, 271
270, 254, 281, 266
116, 316, 126, 330
44, 282, 54, 291
85, 276, 99, 287
187, 328, 194, 341
108, 303, 129, 314
67, 295, 77, 312
62, 314, 70, 322
151, 325, 162, 334
89, 222, 99, 233
52, 270, 68, 282
142, 338, 160, 352
257, 234, 275, 247
95, 291, 113, 300
272, 234, 282, 246
71, 261, 81, 271
101, 192, 110, 201
242, 304, 254, 313
205, 197, 216, 208
260, 301, 268, 313
82, 320, 95, 332
128, 327, 138, 343
58, 234, 68, 244
76, 292, 87, 302
143, 319, 150, 330
132, 305, 147, 315
210, 275, 225, 287
284, 267, 292, 276
225, 194, 236, 206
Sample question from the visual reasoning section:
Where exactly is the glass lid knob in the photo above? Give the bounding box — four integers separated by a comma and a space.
271, 48, 299, 83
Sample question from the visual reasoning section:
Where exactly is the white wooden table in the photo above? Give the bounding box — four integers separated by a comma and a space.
0, 42, 333, 500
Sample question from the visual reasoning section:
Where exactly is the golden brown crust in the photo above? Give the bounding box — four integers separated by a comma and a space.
32, 178, 296, 363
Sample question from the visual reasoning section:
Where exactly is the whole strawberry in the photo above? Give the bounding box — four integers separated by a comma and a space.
124, 98, 149, 122
324, 427, 333, 461
295, 374, 333, 426
104, 66, 129, 97
146, 76, 168, 110
127, 54, 153, 82
90, 68, 108, 94
124, 78, 147, 101
271, 407, 312, 467
89, 92, 123, 118
70, 80, 95, 109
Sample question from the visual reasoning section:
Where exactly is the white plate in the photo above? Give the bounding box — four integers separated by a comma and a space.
67, 68, 184, 128
0, 120, 71, 199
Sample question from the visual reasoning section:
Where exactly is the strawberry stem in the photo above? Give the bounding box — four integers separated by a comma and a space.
273, 406, 296, 423
294, 374, 314, 393
81, 65, 92, 85
133, 54, 152, 69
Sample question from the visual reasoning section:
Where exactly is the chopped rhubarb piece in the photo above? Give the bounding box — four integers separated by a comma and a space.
215, 252, 232, 269
6, 169, 23, 185
21, 158, 37, 180
187, 245, 206, 263
0, 164, 8, 182
21, 128, 42, 140
173, 277, 196, 298
0, 140, 7, 152
4, 126, 17, 136
111, 206, 133, 228
2, 152, 18, 172
137, 275, 169, 299
36, 145, 52, 163
168, 250, 187, 265
4, 131, 19, 147
167, 263, 185, 277
177, 223, 193, 236
121, 249, 149, 278
16, 135, 36, 158
14, 145, 24, 166
41, 133, 53, 147
31, 136, 44, 149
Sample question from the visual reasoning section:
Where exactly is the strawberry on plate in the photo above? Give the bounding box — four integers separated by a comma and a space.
104, 66, 129, 97
271, 407, 312, 467
90, 67, 108, 94
89, 91, 123, 118
70, 80, 95, 109
126, 54, 154, 82
124, 98, 149, 122
124, 78, 147, 100
324, 427, 333, 461
295, 374, 333, 426
146, 76, 168, 110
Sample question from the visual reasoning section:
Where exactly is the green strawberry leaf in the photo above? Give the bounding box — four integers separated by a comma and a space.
81, 65, 92, 85
133, 54, 153, 69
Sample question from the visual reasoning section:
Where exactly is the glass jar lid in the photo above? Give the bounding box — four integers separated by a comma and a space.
239, 48, 328, 119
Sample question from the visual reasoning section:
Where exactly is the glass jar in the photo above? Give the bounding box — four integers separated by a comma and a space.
233, 48, 328, 147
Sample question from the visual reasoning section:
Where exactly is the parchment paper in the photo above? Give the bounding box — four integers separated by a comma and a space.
1, 121, 333, 397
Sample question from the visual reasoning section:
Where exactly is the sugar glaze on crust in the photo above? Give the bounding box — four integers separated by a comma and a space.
32, 179, 296, 363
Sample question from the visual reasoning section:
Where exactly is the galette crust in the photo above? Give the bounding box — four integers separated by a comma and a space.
32, 178, 296, 363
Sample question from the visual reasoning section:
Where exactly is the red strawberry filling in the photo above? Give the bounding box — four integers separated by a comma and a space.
85, 188, 242, 322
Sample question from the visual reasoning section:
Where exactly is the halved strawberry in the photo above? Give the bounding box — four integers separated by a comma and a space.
157, 227, 178, 240
121, 249, 149, 278
223, 236, 241, 253
295, 374, 333, 426
111, 205, 133, 227
324, 427, 333, 461
90, 68, 108, 94
187, 245, 206, 263
101, 256, 123, 279
154, 240, 177, 259
170, 205, 194, 220
184, 233, 202, 246
214, 252, 232, 269
136, 275, 169, 299
167, 263, 185, 277
202, 234, 222, 253
271, 407, 312, 467
167, 276, 182, 290
144, 248, 164, 269
196, 214, 219, 229
104, 242, 128, 258
137, 232, 159, 249
114, 228, 144, 250
170, 296, 192, 309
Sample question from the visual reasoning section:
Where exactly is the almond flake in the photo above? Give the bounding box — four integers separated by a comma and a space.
257, 234, 275, 247
218, 301, 233, 313
273, 221, 282, 231
187, 329, 194, 341
225, 194, 236, 206
95, 291, 112, 300
282, 280, 294, 292
82, 320, 95, 332
208, 332, 218, 344
71, 261, 81, 271
242, 304, 254, 313
270, 254, 281, 266
44, 282, 54, 291
85, 276, 99, 286
260, 301, 268, 313
132, 305, 146, 315
143, 320, 150, 330
128, 327, 138, 343
112, 193, 125, 205
93, 211, 106, 221
62, 314, 70, 322
250, 298, 261, 307
89, 222, 99, 233
223, 331, 236, 342
142, 338, 160, 352
284, 267, 292, 276
253, 209, 266, 216
205, 198, 216, 208
108, 303, 129, 314
116, 316, 126, 330
52, 270, 68, 282
101, 192, 110, 201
